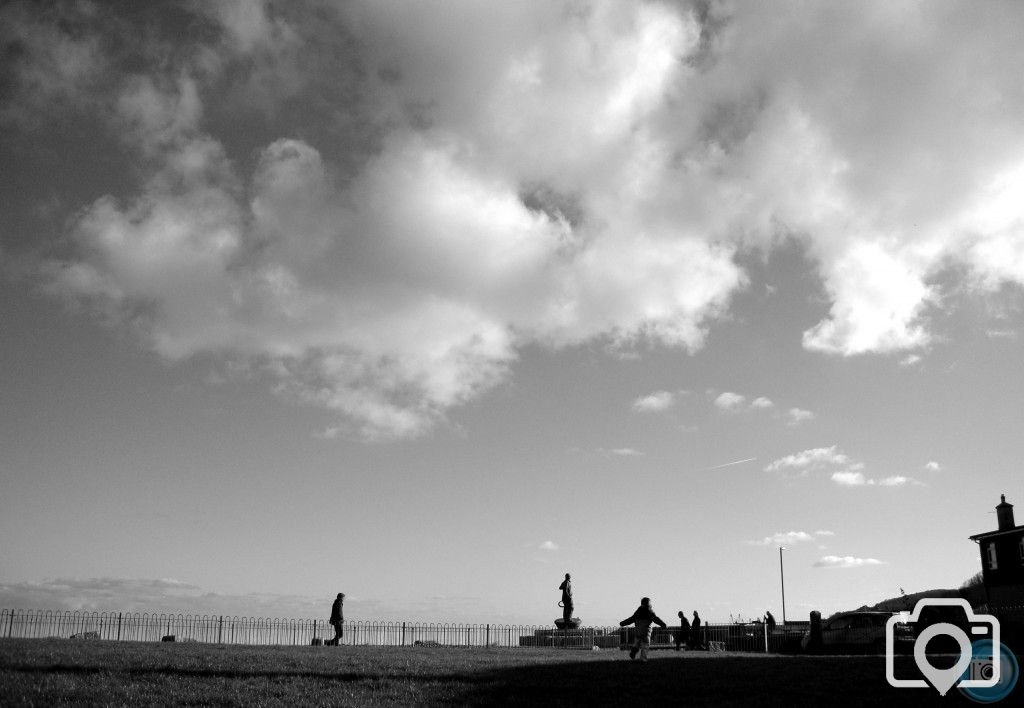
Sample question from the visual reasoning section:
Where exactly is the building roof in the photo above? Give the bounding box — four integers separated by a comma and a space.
969, 525, 1024, 542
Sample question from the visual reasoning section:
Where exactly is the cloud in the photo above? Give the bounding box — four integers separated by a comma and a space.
749, 529, 834, 546
813, 556, 885, 569
750, 531, 814, 546
924, 461, 941, 472
23, 2, 746, 440
539, 540, 559, 552
607, 447, 643, 457
0, 577, 518, 624
767, 446, 915, 487
786, 408, 815, 426
632, 390, 675, 413
0, 577, 326, 618
10, 1, 1024, 437
712, 391, 812, 423
714, 392, 747, 411
802, 242, 932, 356
831, 472, 913, 487
0, 2, 109, 128
764, 446, 856, 475
831, 471, 867, 486
875, 475, 910, 487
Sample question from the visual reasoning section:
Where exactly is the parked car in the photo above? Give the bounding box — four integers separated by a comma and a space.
801, 611, 915, 653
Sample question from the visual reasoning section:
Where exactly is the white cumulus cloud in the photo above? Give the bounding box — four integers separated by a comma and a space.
786, 408, 815, 426
814, 556, 885, 569
9, 1, 1024, 438
750, 531, 814, 546
765, 446, 856, 475
831, 471, 867, 486
632, 390, 676, 413
831, 472, 913, 487
714, 391, 747, 412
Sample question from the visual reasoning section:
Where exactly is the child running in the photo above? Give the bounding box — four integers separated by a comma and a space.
619, 597, 667, 662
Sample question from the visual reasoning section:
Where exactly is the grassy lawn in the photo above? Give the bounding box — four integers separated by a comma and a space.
0, 638, 1013, 706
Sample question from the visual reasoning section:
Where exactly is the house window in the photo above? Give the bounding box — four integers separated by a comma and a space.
986, 543, 998, 570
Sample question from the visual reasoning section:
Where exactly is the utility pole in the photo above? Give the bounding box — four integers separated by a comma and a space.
779, 546, 787, 625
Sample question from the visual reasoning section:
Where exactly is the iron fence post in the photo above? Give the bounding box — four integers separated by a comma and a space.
117, 612, 123, 642
6, 610, 14, 638
486, 624, 490, 647
218, 616, 223, 644
402, 622, 406, 646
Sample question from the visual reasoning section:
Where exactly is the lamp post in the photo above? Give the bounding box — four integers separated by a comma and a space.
779, 546, 787, 625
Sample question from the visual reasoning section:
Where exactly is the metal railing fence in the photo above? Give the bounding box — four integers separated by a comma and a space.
0, 608, 808, 652
0, 609, 610, 648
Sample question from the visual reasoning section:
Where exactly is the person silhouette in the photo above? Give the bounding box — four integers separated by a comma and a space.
328, 592, 345, 646
620, 597, 667, 662
675, 610, 690, 650
689, 610, 702, 649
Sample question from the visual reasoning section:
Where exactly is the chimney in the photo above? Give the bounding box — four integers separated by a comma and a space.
996, 494, 1015, 531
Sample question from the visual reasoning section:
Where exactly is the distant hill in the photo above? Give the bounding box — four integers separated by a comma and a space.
853, 588, 964, 614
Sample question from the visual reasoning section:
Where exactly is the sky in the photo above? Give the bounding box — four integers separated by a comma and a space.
2, 0, 1024, 627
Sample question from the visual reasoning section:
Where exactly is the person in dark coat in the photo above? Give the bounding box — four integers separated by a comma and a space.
765, 611, 776, 632
328, 593, 345, 646
558, 573, 574, 627
619, 597, 667, 662
675, 610, 691, 650
689, 610, 702, 649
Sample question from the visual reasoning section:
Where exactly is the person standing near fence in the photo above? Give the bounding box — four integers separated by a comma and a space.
619, 597, 666, 662
328, 593, 344, 646
558, 573, 573, 627
674, 610, 690, 651
689, 610, 702, 649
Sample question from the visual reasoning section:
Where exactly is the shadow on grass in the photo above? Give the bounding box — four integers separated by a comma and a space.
447, 654, 1008, 707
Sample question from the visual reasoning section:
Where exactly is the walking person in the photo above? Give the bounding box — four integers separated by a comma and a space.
689, 610, 702, 649
674, 610, 690, 651
328, 592, 345, 646
558, 573, 574, 627
619, 597, 667, 662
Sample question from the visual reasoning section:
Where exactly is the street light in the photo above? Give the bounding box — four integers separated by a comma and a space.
779, 546, 787, 625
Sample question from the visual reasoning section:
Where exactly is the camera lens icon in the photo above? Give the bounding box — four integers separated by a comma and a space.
970, 658, 995, 682
885, 598, 1003, 696
960, 640, 1020, 704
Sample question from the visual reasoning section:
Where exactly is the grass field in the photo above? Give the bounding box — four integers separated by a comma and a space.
0, 638, 1014, 706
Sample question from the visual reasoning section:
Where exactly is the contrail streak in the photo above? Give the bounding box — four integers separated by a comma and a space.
703, 456, 757, 471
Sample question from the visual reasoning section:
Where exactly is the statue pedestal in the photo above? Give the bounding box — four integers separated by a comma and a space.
554, 618, 581, 629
